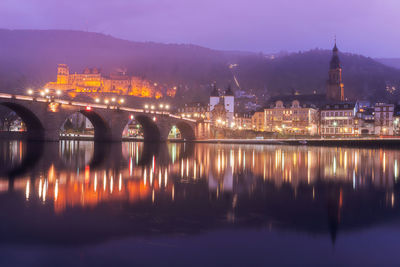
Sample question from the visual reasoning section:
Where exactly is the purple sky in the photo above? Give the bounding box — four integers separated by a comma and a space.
1, 0, 399, 57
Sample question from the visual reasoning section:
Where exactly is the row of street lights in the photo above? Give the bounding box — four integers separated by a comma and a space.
27, 89, 126, 106
26, 89, 171, 113
27, 88, 62, 97
95, 97, 125, 105
144, 103, 170, 111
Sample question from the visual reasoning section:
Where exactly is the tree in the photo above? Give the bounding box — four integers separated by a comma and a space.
64, 119, 74, 133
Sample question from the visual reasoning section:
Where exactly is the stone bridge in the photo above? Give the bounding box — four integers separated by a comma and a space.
0, 93, 198, 142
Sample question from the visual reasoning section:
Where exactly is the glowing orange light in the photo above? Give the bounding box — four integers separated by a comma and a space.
48, 102, 59, 112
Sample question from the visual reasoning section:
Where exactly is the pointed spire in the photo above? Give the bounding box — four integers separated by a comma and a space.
330, 37, 340, 69
210, 82, 219, 97
333, 35, 338, 53
225, 84, 234, 96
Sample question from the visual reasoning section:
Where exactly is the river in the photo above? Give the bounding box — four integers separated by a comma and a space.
0, 140, 399, 266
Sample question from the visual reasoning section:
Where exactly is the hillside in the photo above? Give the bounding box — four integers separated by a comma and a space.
0, 29, 399, 103
376, 58, 400, 69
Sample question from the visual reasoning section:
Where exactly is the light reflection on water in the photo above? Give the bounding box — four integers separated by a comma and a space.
1, 141, 400, 212
1, 140, 400, 265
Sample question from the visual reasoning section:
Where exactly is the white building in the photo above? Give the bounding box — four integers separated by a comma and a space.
374, 103, 394, 135
321, 103, 356, 136
209, 84, 235, 127
224, 86, 235, 126
210, 85, 220, 112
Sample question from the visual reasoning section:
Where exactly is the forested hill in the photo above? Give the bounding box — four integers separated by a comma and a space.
0, 29, 399, 103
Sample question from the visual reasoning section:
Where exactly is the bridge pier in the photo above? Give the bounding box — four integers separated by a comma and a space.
41, 113, 68, 141
158, 119, 174, 142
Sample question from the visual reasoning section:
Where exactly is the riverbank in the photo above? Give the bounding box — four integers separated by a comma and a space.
193, 138, 400, 148
2, 131, 400, 148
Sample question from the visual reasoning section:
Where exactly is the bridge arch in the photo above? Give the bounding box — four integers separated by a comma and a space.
0, 102, 44, 140
168, 121, 196, 141
61, 110, 112, 142
123, 114, 161, 142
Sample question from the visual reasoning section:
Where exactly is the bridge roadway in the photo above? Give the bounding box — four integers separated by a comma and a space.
0, 93, 197, 142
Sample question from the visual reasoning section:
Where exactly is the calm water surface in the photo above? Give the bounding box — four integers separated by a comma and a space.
0, 141, 400, 266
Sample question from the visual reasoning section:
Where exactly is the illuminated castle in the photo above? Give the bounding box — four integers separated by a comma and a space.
45, 64, 177, 99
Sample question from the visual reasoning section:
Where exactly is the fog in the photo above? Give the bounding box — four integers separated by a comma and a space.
1, 0, 400, 57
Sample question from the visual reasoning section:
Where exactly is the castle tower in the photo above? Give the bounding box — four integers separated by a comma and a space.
224, 84, 235, 127
57, 64, 69, 85
210, 83, 220, 112
326, 42, 344, 101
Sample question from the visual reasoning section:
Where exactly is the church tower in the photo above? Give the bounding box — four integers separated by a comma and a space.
326, 41, 344, 101
210, 83, 220, 112
57, 64, 69, 85
224, 84, 235, 126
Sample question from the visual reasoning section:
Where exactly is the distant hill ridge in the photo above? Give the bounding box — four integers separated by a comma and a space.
375, 58, 400, 70
0, 29, 399, 103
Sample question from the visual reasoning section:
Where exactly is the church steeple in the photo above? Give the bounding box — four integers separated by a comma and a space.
333, 36, 338, 52
330, 40, 341, 70
225, 84, 234, 96
326, 40, 344, 101
210, 82, 219, 97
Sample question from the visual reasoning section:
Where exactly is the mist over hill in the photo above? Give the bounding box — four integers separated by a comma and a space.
375, 58, 400, 70
0, 29, 399, 103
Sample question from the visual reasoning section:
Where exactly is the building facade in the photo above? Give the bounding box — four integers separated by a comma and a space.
354, 106, 375, 135
374, 103, 394, 135
252, 111, 265, 131
177, 103, 209, 121
264, 100, 318, 135
234, 113, 253, 130
321, 103, 356, 136
209, 84, 235, 127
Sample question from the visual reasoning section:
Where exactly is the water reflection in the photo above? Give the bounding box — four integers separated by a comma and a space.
1, 141, 400, 245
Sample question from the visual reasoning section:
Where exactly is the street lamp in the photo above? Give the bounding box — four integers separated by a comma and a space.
56, 90, 62, 96
27, 89, 33, 95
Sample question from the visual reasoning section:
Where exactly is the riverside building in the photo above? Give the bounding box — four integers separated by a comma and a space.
264, 100, 318, 135
321, 103, 356, 136
374, 103, 394, 135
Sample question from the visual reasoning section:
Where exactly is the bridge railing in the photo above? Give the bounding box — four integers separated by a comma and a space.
0, 93, 197, 123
